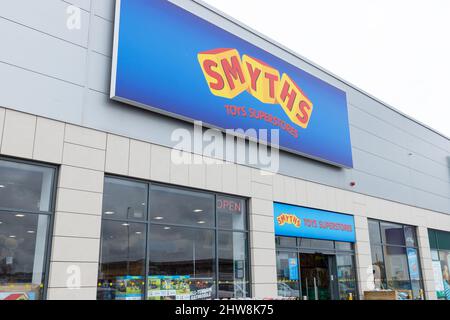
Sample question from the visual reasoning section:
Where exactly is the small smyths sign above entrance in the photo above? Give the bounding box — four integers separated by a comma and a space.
274, 203, 356, 242
111, 0, 353, 168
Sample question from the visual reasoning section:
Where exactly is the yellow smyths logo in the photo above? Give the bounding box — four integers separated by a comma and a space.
277, 213, 301, 228
198, 48, 313, 129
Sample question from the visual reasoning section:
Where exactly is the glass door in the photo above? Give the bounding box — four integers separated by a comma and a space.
328, 255, 339, 300
336, 254, 358, 300
299, 253, 331, 300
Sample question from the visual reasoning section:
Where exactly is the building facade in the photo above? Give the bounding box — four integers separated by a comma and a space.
0, 0, 449, 300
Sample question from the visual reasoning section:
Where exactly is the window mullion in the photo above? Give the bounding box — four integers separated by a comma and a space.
144, 183, 151, 300
214, 194, 220, 299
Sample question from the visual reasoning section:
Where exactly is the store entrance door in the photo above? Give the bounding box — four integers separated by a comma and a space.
299, 253, 338, 300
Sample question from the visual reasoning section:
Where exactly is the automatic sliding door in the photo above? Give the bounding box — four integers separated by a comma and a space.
299, 253, 331, 300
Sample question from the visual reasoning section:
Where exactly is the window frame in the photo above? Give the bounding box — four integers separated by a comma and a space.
367, 218, 425, 299
98, 175, 251, 300
275, 236, 358, 300
0, 156, 58, 300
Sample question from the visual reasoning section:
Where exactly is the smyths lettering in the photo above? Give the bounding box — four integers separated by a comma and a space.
198, 48, 313, 129
277, 213, 301, 227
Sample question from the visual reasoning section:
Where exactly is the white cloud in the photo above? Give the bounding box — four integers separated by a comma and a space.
202, 0, 450, 137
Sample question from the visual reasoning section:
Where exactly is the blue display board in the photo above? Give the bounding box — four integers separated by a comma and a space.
111, 0, 353, 168
274, 203, 356, 242
288, 258, 299, 281
407, 248, 420, 281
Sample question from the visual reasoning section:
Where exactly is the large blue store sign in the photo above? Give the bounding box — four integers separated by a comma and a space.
274, 203, 356, 242
111, 0, 354, 168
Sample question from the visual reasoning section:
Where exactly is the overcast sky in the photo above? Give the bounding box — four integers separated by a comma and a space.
202, 0, 450, 138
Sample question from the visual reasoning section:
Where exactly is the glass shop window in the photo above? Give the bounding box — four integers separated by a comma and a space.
276, 251, 300, 298
217, 231, 248, 298
150, 185, 214, 227
148, 225, 216, 300
368, 219, 424, 300
102, 177, 148, 221
98, 178, 249, 300
336, 254, 357, 300
0, 159, 55, 300
97, 221, 146, 300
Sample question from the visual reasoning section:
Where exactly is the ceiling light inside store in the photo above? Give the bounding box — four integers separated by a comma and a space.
197, 221, 205, 224
135, 231, 142, 235
122, 223, 130, 227
193, 209, 203, 213
15, 214, 25, 218
0, 185, 5, 188
104, 211, 115, 215
27, 230, 35, 234
164, 227, 171, 230
9, 235, 16, 238
154, 216, 164, 220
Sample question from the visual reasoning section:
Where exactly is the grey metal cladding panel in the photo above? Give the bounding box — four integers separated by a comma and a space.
351, 128, 449, 197
350, 125, 410, 166
350, 169, 415, 205
349, 105, 414, 154
410, 153, 450, 183
0, 0, 90, 48
347, 87, 449, 152
93, 0, 116, 21
0, 18, 87, 86
88, 52, 111, 94
0, 62, 84, 124
90, 16, 114, 57
412, 188, 450, 215
352, 148, 412, 187
348, 104, 449, 168
83, 89, 200, 147
410, 170, 450, 199
406, 137, 450, 170
278, 150, 345, 187
63, 0, 91, 11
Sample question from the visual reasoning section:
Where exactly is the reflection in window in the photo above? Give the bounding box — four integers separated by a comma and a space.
216, 196, 246, 230
335, 242, 353, 251
98, 178, 249, 300
148, 225, 215, 300
380, 222, 405, 246
0, 213, 49, 300
150, 185, 214, 227
308, 239, 334, 250
439, 250, 450, 300
368, 219, 424, 299
336, 255, 357, 300
404, 226, 417, 247
384, 246, 410, 292
103, 177, 148, 221
368, 219, 381, 244
277, 236, 297, 248
276, 251, 300, 298
371, 245, 387, 289
97, 221, 146, 300
218, 232, 248, 298
0, 159, 55, 300
0, 160, 54, 212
